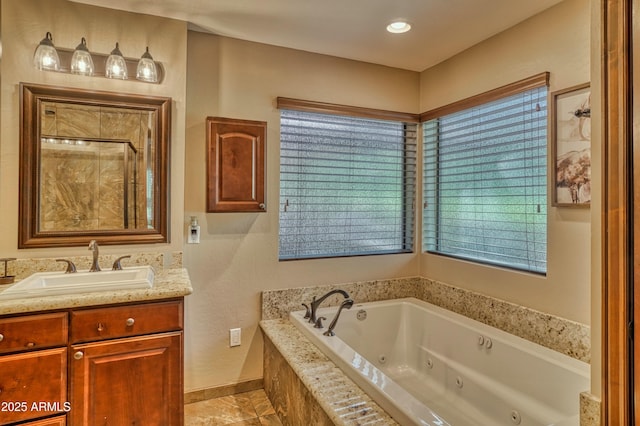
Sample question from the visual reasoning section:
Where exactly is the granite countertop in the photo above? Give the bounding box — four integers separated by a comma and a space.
0, 268, 192, 315
260, 318, 398, 426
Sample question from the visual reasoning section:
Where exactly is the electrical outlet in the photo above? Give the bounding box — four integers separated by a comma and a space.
230, 328, 241, 347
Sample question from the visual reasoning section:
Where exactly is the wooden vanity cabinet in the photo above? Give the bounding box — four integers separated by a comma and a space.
68, 300, 184, 425
0, 299, 184, 426
0, 313, 68, 425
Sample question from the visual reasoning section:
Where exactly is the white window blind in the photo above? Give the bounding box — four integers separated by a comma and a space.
279, 109, 417, 260
423, 84, 547, 274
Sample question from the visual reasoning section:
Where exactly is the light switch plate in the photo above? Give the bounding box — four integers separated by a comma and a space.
230, 328, 241, 347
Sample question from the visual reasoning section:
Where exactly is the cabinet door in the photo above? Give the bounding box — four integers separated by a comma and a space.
69, 332, 183, 426
206, 117, 266, 212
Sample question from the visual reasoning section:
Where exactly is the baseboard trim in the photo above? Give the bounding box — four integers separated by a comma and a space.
184, 378, 264, 404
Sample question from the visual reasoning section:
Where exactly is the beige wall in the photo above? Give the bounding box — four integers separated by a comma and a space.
419, 0, 591, 325
0, 0, 187, 258
183, 33, 421, 391
1, 0, 598, 397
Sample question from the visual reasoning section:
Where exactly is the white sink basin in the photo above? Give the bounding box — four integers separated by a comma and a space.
0, 266, 154, 300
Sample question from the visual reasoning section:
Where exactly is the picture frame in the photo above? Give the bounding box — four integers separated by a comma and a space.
550, 83, 591, 207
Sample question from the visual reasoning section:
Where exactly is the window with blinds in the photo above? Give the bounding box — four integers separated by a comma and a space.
279, 107, 417, 260
422, 77, 548, 274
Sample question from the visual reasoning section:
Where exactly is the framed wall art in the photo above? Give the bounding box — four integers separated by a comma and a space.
550, 83, 591, 207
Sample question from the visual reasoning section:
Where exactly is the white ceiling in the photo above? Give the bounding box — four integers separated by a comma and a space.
69, 0, 564, 72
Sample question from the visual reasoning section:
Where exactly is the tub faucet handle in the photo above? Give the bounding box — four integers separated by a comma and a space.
308, 296, 317, 323
302, 303, 311, 319
314, 316, 326, 329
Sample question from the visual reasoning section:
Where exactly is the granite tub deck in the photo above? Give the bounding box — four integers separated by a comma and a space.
260, 277, 598, 426
261, 319, 398, 426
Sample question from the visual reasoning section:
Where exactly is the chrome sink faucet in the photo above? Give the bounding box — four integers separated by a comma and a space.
88, 240, 101, 272
309, 289, 350, 324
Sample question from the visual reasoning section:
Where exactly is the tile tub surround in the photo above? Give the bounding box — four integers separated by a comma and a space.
262, 279, 596, 426
580, 392, 602, 426
0, 267, 192, 315
262, 276, 590, 363
261, 277, 423, 321
261, 319, 398, 426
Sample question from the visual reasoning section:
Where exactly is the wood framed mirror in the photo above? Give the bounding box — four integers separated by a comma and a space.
19, 83, 171, 248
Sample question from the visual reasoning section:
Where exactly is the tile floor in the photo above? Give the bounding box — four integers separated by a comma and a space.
184, 389, 282, 426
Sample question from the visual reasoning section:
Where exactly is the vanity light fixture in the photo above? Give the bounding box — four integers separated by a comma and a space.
33, 33, 163, 84
105, 42, 128, 79
33, 32, 60, 71
386, 20, 411, 34
136, 47, 158, 83
70, 37, 94, 76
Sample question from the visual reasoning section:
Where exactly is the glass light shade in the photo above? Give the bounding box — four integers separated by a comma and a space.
136, 47, 158, 83
33, 32, 60, 71
70, 37, 94, 76
105, 42, 128, 79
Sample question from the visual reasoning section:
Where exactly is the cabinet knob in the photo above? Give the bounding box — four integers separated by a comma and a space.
74, 351, 84, 360
259, 203, 266, 210
0, 333, 3, 342
125, 318, 135, 327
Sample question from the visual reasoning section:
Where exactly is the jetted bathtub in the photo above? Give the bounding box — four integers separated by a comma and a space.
290, 298, 589, 426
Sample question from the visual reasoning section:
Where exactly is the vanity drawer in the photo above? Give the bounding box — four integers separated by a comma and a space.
0, 347, 67, 424
70, 300, 183, 343
0, 312, 68, 354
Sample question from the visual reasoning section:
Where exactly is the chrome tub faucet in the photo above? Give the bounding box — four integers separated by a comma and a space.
308, 289, 350, 324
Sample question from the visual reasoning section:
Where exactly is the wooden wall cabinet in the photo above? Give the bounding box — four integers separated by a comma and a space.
206, 117, 266, 212
0, 299, 184, 426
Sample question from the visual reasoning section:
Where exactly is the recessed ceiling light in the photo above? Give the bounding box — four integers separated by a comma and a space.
386, 21, 411, 34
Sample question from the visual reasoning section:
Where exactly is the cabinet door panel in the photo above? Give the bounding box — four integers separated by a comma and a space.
0, 347, 67, 425
69, 332, 183, 426
206, 117, 266, 212
19, 415, 66, 426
